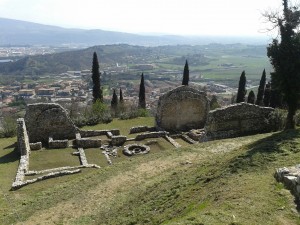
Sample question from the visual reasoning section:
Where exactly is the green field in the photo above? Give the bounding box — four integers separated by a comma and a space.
1, 117, 300, 224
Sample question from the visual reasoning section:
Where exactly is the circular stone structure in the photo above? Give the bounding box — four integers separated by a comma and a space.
123, 144, 150, 156
156, 86, 209, 132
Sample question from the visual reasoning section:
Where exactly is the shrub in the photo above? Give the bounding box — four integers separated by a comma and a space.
0, 116, 17, 138
269, 108, 287, 131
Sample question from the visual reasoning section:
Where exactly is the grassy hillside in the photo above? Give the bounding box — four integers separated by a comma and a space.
1, 117, 300, 224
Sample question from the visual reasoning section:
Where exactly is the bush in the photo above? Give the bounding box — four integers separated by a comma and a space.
0, 116, 17, 138
269, 108, 287, 131
69, 100, 112, 127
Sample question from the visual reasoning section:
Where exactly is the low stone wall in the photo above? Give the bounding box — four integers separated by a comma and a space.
17, 118, 31, 156
30, 142, 42, 150
12, 169, 81, 190
111, 135, 127, 146
80, 129, 120, 138
75, 132, 101, 148
78, 148, 88, 166
205, 103, 274, 140
48, 137, 69, 149
76, 138, 102, 148
275, 165, 300, 202
135, 131, 169, 141
12, 155, 29, 189
129, 126, 156, 134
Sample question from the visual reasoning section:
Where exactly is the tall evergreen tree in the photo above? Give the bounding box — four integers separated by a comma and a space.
111, 89, 118, 108
111, 89, 118, 116
92, 52, 103, 103
119, 88, 124, 103
263, 82, 271, 107
182, 60, 189, 85
267, 0, 300, 129
138, 73, 146, 109
247, 90, 255, 104
236, 71, 247, 103
255, 69, 266, 105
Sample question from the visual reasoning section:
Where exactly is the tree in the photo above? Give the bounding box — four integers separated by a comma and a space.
138, 73, 146, 109
255, 69, 266, 105
266, 0, 300, 129
119, 88, 124, 103
247, 90, 255, 104
92, 52, 103, 103
236, 71, 247, 103
263, 82, 271, 107
111, 89, 118, 116
182, 60, 189, 85
210, 95, 221, 110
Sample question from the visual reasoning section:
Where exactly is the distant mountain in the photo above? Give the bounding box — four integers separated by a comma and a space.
0, 18, 268, 46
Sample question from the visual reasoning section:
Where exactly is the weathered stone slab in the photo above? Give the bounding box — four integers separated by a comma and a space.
205, 103, 274, 140
156, 86, 209, 132
24, 103, 79, 143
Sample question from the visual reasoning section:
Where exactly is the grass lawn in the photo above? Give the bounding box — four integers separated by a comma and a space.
1, 118, 300, 224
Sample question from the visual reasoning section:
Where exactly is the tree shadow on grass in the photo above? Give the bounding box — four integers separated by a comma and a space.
227, 129, 300, 173
0, 147, 19, 164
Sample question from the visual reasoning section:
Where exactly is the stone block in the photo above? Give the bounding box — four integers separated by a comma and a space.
30, 142, 42, 150
110, 135, 127, 146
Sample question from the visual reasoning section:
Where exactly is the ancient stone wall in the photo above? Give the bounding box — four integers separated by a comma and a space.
275, 165, 300, 202
24, 103, 79, 143
156, 86, 209, 132
205, 103, 274, 140
17, 118, 31, 156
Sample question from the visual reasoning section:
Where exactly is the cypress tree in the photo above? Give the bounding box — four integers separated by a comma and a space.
263, 82, 271, 107
119, 88, 124, 103
182, 60, 189, 85
138, 73, 146, 109
111, 89, 118, 116
92, 52, 103, 103
267, 0, 300, 129
247, 90, 255, 104
236, 71, 247, 103
255, 69, 266, 105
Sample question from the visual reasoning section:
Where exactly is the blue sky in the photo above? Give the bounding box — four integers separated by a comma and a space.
0, 0, 285, 36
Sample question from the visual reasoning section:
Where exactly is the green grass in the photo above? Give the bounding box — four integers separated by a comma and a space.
2, 119, 300, 224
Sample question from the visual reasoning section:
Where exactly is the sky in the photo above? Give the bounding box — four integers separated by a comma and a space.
0, 0, 291, 37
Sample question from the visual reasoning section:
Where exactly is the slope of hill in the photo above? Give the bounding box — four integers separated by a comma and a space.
1, 117, 300, 224
0, 44, 269, 78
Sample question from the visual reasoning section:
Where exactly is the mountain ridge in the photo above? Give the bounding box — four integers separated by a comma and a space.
0, 17, 268, 46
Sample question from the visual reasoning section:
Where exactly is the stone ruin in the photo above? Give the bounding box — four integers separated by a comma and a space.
275, 165, 300, 204
24, 103, 79, 143
12, 90, 278, 190
156, 86, 209, 132
205, 103, 275, 140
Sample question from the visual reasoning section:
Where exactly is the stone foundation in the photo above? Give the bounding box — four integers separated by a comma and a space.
135, 131, 169, 141
48, 137, 69, 149
129, 126, 156, 134
275, 165, 300, 202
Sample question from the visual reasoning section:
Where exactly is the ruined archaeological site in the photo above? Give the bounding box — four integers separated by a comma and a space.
13, 85, 278, 190
3, 82, 300, 225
